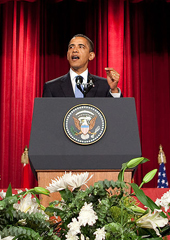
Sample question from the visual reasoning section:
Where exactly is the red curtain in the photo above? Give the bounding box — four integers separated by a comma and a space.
0, 1, 40, 188
128, 1, 170, 186
0, 0, 170, 188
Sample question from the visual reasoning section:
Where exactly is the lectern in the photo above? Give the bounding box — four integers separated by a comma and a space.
29, 98, 141, 206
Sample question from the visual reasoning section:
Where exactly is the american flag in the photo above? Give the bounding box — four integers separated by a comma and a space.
157, 162, 169, 188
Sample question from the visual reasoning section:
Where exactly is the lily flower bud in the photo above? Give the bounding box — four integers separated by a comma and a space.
33, 187, 50, 195
128, 205, 146, 214
142, 169, 157, 184
127, 157, 145, 169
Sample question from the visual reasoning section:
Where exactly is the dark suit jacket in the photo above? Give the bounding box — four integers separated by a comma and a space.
43, 72, 112, 97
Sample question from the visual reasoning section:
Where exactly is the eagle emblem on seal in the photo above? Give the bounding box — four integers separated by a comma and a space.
63, 104, 106, 145
72, 115, 100, 140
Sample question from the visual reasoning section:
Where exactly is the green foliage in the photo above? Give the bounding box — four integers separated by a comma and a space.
0, 226, 41, 239
46, 179, 145, 239
0, 187, 58, 239
0, 208, 56, 238
1, 157, 170, 239
105, 222, 139, 239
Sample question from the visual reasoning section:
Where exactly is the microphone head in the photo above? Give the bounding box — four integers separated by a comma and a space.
76, 76, 83, 86
88, 76, 95, 87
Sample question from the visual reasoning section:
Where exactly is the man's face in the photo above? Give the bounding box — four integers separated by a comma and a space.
67, 37, 95, 74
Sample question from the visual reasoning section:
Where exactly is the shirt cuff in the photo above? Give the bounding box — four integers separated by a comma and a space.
109, 88, 121, 98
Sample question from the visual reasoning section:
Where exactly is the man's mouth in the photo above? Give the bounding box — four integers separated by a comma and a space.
72, 56, 79, 60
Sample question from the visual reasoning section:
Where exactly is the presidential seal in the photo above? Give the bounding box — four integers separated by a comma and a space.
63, 104, 106, 145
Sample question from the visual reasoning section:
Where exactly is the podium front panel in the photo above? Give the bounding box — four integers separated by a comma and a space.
29, 98, 141, 174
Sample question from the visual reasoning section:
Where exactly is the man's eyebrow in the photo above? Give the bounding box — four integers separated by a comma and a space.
79, 44, 86, 47
68, 44, 75, 48
68, 43, 86, 48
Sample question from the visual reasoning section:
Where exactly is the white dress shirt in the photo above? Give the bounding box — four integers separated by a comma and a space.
69, 68, 121, 97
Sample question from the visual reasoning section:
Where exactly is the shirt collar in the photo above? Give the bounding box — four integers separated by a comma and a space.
70, 68, 88, 84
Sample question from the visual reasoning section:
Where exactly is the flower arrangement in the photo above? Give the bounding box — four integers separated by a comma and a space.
0, 157, 170, 239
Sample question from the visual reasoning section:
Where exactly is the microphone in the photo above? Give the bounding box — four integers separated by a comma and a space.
75, 75, 95, 97
83, 76, 95, 96
75, 76, 84, 94
88, 76, 95, 88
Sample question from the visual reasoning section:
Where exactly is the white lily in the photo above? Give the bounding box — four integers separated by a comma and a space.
13, 193, 39, 214
13, 193, 49, 220
136, 208, 168, 236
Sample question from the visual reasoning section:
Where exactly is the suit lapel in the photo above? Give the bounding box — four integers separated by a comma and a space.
60, 72, 99, 97
61, 73, 75, 97
86, 73, 99, 97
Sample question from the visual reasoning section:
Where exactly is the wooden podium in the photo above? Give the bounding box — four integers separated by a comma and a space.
37, 170, 132, 207
29, 98, 141, 206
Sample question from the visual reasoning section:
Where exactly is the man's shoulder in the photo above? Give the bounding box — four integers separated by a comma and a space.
90, 74, 108, 88
90, 74, 107, 82
44, 73, 69, 86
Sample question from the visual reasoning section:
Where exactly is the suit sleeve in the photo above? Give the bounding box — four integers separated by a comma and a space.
42, 83, 53, 97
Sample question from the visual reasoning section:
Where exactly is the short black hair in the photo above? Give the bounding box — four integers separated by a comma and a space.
69, 34, 94, 52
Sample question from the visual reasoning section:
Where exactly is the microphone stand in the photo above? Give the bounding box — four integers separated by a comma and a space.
76, 76, 94, 97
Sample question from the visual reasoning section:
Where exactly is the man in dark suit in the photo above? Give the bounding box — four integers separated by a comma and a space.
43, 34, 121, 98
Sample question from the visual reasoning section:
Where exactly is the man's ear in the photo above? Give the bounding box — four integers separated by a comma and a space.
89, 52, 95, 61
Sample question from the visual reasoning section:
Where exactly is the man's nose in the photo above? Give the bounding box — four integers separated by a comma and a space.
73, 46, 78, 52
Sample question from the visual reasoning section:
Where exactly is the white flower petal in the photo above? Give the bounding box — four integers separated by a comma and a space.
78, 202, 98, 226
13, 193, 49, 219
65, 231, 79, 240
46, 175, 69, 192
94, 227, 106, 240
67, 218, 81, 235
0, 237, 16, 240
136, 208, 168, 236
67, 172, 93, 190
46, 172, 93, 192
155, 190, 170, 212
0, 190, 6, 199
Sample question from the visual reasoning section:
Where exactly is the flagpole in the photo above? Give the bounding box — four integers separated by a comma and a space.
21, 146, 30, 188
158, 145, 166, 164
157, 145, 169, 188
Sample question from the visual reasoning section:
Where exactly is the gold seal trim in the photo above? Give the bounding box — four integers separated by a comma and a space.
63, 104, 106, 145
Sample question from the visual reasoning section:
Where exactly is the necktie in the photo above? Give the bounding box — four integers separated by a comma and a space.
75, 76, 84, 98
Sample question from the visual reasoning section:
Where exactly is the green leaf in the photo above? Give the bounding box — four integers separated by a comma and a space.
5, 183, 12, 197
160, 223, 170, 237
60, 188, 73, 201
104, 179, 110, 188
0, 226, 41, 239
130, 183, 162, 212
0, 200, 6, 210
4, 195, 18, 205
